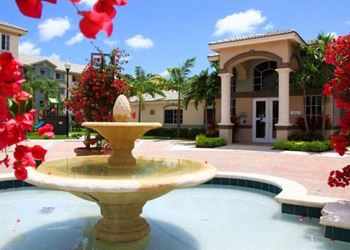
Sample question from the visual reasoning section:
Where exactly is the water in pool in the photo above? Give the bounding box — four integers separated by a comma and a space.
0, 185, 348, 250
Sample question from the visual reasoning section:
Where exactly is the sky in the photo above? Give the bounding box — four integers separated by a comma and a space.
1, 0, 350, 75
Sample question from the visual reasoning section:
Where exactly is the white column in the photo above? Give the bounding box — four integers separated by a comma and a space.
219, 73, 233, 125
275, 68, 292, 126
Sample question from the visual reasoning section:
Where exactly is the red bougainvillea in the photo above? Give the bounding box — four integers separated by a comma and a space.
323, 35, 350, 187
15, 0, 128, 38
0, 52, 54, 180
66, 49, 129, 148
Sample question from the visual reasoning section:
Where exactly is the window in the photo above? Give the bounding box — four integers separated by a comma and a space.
231, 99, 236, 117
56, 72, 64, 80
150, 109, 155, 115
1, 34, 10, 51
231, 68, 237, 116
253, 61, 278, 91
59, 87, 65, 95
40, 68, 49, 77
164, 109, 183, 124
306, 95, 322, 120
231, 68, 237, 93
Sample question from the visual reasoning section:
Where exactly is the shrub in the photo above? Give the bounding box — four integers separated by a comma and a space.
145, 127, 205, 139
273, 140, 331, 152
196, 134, 226, 148
288, 132, 324, 141
295, 116, 331, 131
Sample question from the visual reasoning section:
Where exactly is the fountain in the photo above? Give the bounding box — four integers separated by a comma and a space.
26, 95, 216, 249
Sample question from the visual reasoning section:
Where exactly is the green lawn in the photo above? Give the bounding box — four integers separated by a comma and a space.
26, 132, 78, 140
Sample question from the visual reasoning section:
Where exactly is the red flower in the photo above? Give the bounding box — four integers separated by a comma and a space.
15, 0, 56, 19
79, 11, 113, 39
31, 145, 47, 161
0, 155, 10, 168
14, 166, 28, 181
38, 123, 55, 138
115, 0, 128, 6
132, 111, 136, 119
94, 0, 117, 18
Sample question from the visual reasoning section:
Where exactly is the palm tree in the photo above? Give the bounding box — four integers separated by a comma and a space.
22, 67, 60, 117
183, 68, 220, 130
292, 33, 334, 135
163, 58, 196, 138
128, 66, 165, 122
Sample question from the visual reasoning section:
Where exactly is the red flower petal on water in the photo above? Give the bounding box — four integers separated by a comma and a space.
15, 0, 43, 18
14, 166, 28, 181
31, 145, 47, 161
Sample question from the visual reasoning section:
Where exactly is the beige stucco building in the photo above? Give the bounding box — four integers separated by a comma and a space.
132, 30, 339, 144
209, 30, 339, 144
0, 21, 27, 58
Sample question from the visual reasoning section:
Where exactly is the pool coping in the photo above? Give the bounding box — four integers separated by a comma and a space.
1, 171, 349, 242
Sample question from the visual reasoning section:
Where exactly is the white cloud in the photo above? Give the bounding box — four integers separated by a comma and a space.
65, 33, 84, 46
80, 0, 97, 7
264, 23, 274, 31
49, 53, 60, 60
125, 34, 154, 49
327, 32, 338, 39
19, 42, 41, 55
104, 39, 118, 47
159, 70, 169, 78
38, 17, 71, 41
214, 9, 266, 36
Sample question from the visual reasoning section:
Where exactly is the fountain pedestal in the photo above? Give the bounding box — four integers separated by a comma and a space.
95, 202, 150, 243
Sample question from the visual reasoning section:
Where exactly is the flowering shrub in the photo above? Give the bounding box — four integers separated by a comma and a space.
66, 49, 129, 149
323, 35, 350, 187
295, 116, 331, 132
15, 0, 128, 39
0, 52, 54, 180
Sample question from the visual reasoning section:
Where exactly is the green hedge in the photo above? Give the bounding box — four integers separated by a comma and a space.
195, 134, 226, 148
273, 140, 331, 152
287, 132, 324, 141
145, 127, 206, 140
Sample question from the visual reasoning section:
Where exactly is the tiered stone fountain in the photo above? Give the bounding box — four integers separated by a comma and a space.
26, 95, 216, 249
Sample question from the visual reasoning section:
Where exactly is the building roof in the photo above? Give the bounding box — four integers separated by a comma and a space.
0, 20, 27, 35
130, 90, 179, 103
19, 54, 85, 73
209, 30, 306, 46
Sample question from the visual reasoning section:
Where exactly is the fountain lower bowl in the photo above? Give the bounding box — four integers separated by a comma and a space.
26, 155, 216, 245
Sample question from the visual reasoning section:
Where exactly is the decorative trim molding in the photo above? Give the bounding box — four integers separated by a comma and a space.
223, 50, 290, 72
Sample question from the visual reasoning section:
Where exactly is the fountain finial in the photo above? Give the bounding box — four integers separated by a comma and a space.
113, 94, 131, 122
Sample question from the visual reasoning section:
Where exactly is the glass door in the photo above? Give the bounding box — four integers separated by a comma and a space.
253, 98, 279, 143
253, 99, 268, 143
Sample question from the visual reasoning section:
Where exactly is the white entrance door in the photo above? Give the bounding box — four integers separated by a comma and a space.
253, 98, 279, 143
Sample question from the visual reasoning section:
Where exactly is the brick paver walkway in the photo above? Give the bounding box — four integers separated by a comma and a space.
1, 139, 349, 200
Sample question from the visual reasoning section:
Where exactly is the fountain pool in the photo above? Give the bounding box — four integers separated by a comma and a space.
1, 185, 349, 250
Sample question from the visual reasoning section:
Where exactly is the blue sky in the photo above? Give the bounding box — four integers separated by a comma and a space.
2, 0, 350, 75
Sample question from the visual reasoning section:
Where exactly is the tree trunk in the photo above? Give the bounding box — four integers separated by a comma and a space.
303, 90, 310, 133
138, 98, 142, 122
213, 100, 216, 127
177, 93, 181, 138
321, 95, 326, 138
203, 100, 208, 130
